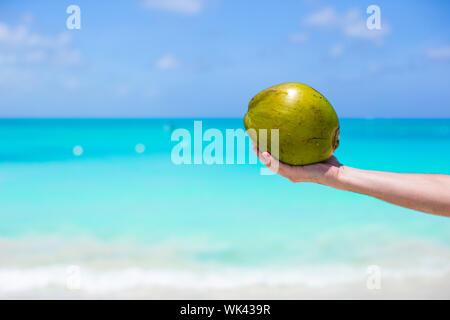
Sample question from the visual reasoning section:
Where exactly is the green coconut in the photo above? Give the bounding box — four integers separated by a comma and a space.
244, 82, 340, 165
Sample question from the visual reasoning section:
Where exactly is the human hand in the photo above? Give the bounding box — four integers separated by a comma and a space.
252, 145, 343, 184
253, 145, 450, 217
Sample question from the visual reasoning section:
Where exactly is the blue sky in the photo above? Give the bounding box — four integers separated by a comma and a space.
0, 0, 449, 118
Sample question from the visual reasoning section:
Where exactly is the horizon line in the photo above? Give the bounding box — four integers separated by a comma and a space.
0, 117, 450, 120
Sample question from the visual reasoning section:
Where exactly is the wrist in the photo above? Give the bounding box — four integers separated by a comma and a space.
317, 164, 348, 189
330, 165, 356, 191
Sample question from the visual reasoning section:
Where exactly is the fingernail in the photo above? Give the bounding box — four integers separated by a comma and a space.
261, 153, 270, 164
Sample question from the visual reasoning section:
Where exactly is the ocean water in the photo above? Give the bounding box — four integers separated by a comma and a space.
0, 119, 449, 298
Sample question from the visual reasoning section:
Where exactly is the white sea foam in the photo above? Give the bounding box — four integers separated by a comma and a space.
0, 235, 449, 298
1, 264, 449, 299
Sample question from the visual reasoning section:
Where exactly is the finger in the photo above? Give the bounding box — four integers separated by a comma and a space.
261, 152, 282, 174
262, 152, 297, 177
254, 149, 286, 175
253, 146, 265, 164
252, 145, 262, 158
253, 147, 270, 166
258, 150, 271, 166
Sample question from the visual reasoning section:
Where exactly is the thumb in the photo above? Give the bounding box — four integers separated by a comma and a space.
261, 152, 280, 174
259, 151, 271, 166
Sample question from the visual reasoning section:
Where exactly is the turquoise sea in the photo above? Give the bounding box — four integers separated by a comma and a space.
0, 119, 449, 298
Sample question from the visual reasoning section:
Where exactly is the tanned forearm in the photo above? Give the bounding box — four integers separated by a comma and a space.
255, 149, 450, 217
323, 166, 450, 217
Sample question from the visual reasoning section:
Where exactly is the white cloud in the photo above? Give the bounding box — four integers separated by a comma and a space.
0, 22, 64, 48
0, 21, 81, 66
303, 7, 390, 44
24, 50, 46, 63
155, 54, 180, 70
426, 46, 450, 60
0, 20, 83, 93
142, 0, 207, 14
54, 49, 82, 66
289, 32, 309, 44
0, 66, 35, 90
304, 7, 338, 27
